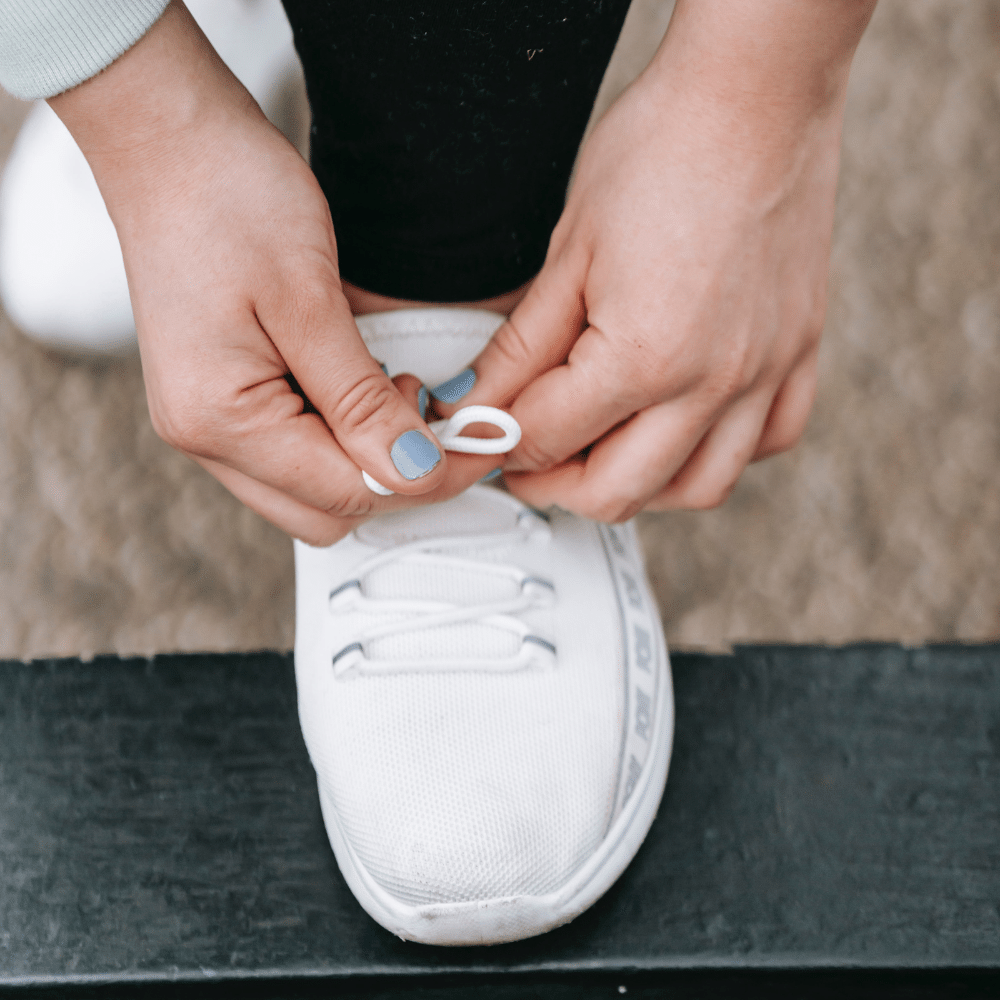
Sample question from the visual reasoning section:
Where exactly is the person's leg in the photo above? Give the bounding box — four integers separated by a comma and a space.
280, 0, 633, 307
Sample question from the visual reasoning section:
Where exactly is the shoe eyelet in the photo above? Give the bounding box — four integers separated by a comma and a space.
332, 642, 364, 678
517, 510, 552, 543
329, 579, 362, 610
521, 634, 557, 669
521, 576, 556, 607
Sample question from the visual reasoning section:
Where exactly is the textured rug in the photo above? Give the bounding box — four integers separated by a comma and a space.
1, 0, 998, 659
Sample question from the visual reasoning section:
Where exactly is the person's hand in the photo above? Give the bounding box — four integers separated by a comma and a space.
50, 2, 496, 544
447, 0, 875, 521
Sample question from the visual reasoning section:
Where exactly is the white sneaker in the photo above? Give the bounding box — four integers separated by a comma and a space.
0, 0, 300, 355
294, 309, 674, 945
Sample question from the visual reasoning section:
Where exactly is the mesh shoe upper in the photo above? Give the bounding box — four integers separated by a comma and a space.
294, 487, 628, 906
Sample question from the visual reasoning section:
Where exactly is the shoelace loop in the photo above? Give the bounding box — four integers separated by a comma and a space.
330, 509, 556, 679
363, 405, 520, 496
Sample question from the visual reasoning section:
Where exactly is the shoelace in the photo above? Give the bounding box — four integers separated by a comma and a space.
362, 405, 521, 496
330, 508, 556, 679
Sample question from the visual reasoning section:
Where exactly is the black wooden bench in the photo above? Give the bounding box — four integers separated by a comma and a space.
1, 645, 998, 998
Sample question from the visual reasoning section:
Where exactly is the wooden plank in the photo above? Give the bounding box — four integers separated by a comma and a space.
0, 645, 997, 997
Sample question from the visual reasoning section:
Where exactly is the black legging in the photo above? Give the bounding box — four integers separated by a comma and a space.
280, 0, 633, 302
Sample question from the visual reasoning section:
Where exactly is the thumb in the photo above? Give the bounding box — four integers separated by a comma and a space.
433, 253, 587, 415
267, 289, 448, 497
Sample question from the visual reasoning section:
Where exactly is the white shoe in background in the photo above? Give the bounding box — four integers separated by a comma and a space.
0, 0, 301, 355
294, 309, 674, 945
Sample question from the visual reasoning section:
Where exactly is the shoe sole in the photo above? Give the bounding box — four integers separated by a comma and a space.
316, 522, 674, 946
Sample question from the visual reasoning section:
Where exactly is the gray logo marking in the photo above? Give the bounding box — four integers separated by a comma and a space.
606, 526, 627, 558
622, 754, 643, 806
634, 624, 652, 672
635, 686, 651, 740
621, 571, 643, 610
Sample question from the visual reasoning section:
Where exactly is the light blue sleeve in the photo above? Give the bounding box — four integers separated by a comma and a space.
0, 0, 170, 100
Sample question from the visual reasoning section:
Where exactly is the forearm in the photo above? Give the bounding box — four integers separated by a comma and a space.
643, 0, 876, 149
48, 1, 266, 231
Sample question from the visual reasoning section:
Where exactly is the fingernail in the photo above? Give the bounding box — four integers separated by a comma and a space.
479, 467, 502, 483
390, 430, 441, 480
378, 362, 389, 376
430, 367, 475, 403
417, 385, 428, 420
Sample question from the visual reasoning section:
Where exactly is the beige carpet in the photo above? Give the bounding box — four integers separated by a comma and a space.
1, 0, 998, 660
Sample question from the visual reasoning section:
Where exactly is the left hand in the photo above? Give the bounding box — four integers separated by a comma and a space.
441, 0, 874, 521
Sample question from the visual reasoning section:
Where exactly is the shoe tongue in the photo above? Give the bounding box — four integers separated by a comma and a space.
354, 308, 503, 385
355, 488, 520, 548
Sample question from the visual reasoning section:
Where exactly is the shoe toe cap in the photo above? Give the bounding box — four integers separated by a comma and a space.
307, 673, 622, 908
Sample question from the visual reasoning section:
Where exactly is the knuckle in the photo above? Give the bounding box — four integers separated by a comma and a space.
607, 503, 643, 524
296, 522, 353, 547
330, 372, 397, 435
765, 420, 806, 455
321, 487, 380, 521
645, 346, 748, 413
514, 435, 565, 472
805, 312, 825, 347
631, 362, 668, 403
288, 271, 337, 320
269, 270, 341, 343
684, 480, 735, 511
578, 492, 643, 525
491, 317, 535, 372
705, 356, 752, 407
149, 395, 218, 455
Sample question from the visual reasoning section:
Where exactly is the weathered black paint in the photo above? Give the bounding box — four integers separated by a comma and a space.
1, 645, 998, 997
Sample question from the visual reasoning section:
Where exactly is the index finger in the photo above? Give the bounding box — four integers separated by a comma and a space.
434, 256, 587, 414
499, 320, 661, 471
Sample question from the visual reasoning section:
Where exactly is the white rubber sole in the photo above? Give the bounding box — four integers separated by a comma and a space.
316, 565, 674, 947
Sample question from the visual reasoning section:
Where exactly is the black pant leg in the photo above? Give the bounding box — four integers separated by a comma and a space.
281, 0, 632, 302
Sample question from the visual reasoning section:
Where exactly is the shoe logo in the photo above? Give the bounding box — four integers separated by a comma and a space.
635, 686, 651, 741
598, 524, 664, 826
606, 525, 627, 558
634, 624, 652, 673
621, 571, 643, 610
622, 754, 643, 806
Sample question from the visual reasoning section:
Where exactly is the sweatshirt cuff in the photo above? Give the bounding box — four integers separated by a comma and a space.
0, 0, 170, 100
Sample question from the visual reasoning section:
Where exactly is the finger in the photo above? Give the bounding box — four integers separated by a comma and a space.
392, 373, 431, 420
505, 397, 714, 521
432, 252, 587, 414
434, 250, 674, 474
644, 392, 774, 511
502, 314, 812, 477
218, 374, 500, 528
209, 374, 494, 515
201, 416, 506, 546
145, 328, 390, 516
260, 286, 448, 496
507, 390, 772, 520
197, 456, 365, 547
499, 320, 663, 471
752, 352, 818, 461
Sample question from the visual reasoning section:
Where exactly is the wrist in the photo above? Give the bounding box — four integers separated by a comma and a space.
48, 1, 265, 222
642, 0, 874, 143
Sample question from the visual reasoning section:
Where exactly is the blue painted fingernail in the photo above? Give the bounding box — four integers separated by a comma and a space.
378, 362, 389, 376
390, 430, 441, 480
417, 385, 428, 420
479, 467, 503, 483
431, 367, 475, 403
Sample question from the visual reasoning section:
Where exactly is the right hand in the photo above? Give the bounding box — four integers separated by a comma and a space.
50, 1, 496, 544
